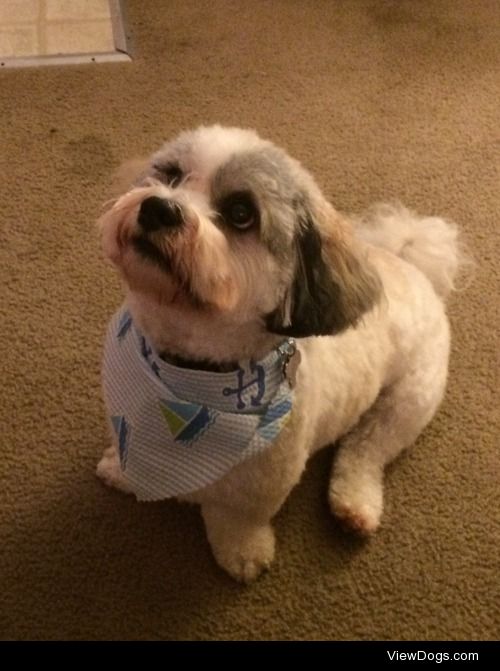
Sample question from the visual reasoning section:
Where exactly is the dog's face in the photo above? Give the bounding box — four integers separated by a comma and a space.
99, 126, 380, 361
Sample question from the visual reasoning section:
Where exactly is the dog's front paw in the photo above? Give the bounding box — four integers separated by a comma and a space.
213, 524, 276, 583
96, 445, 133, 494
329, 471, 383, 536
202, 505, 275, 582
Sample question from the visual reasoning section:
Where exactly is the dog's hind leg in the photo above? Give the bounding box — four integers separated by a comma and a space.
329, 339, 449, 535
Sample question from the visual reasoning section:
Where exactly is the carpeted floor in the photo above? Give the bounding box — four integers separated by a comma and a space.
0, 0, 498, 640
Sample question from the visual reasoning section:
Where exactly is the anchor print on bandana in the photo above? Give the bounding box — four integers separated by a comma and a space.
222, 362, 266, 410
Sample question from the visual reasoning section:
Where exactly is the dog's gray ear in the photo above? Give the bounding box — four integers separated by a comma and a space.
266, 202, 381, 338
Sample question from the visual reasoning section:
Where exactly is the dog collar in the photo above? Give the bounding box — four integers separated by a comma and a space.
102, 308, 299, 500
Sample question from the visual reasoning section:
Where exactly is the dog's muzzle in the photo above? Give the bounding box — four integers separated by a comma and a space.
138, 196, 183, 233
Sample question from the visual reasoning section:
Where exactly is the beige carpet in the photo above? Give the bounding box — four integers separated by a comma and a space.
0, 0, 498, 640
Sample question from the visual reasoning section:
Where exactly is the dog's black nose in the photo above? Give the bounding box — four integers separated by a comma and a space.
138, 196, 183, 233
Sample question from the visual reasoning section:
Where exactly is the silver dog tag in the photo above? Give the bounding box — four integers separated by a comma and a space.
278, 338, 302, 389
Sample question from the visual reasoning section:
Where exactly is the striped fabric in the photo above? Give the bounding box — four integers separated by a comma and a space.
102, 308, 294, 501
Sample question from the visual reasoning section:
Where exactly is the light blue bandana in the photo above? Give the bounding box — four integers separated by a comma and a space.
102, 308, 295, 501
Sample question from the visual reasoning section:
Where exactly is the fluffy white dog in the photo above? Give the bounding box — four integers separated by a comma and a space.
97, 125, 462, 582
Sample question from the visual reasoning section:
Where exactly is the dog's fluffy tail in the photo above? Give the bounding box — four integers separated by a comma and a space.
354, 203, 473, 299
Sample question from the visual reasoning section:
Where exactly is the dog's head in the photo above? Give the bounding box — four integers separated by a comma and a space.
99, 125, 380, 361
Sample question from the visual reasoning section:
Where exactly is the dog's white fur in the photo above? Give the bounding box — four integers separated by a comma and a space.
97, 125, 462, 582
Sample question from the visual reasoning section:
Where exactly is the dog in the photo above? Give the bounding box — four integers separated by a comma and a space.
97, 125, 463, 582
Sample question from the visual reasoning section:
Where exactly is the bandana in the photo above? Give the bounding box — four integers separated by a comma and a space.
102, 308, 295, 501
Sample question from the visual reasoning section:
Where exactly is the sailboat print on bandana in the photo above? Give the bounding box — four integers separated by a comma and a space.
111, 414, 130, 466
159, 399, 216, 445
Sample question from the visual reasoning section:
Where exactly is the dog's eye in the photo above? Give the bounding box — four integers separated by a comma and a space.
155, 164, 183, 188
164, 165, 183, 187
222, 194, 257, 231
